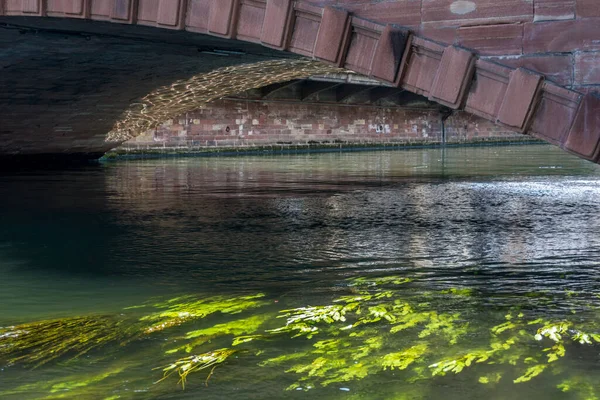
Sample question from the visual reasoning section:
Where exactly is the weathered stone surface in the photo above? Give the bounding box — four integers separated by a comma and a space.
465, 59, 511, 120
489, 54, 573, 86
534, 0, 575, 21
156, 0, 186, 28
421, 0, 533, 25
429, 46, 475, 108
335, 0, 422, 27
370, 26, 409, 84
399, 37, 445, 96
113, 0, 136, 22
523, 18, 600, 53
261, 0, 293, 49
457, 23, 523, 55
344, 18, 382, 75
186, 0, 211, 33
5, 0, 45, 15
576, 0, 600, 18
137, 0, 159, 26
497, 68, 543, 131
573, 85, 600, 95
418, 23, 457, 45
289, 3, 322, 56
314, 6, 351, 66
207, 0, 238, 37
564, 93, 600, 161
529, 82, 582, 146
236, 0, 267, 43
47, 0, 87, 18
90, 0, 110, 19
574, 51, 600, 86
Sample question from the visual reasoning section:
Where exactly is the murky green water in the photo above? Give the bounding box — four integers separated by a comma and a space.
1, 145, 600, 400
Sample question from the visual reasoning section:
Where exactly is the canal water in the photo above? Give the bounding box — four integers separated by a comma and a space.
1, 144, 600, 400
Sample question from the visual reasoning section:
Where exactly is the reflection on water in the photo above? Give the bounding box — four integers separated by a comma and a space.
1, 144, 600, 399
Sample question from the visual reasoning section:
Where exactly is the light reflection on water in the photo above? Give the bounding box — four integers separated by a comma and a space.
0, 145, 600, 399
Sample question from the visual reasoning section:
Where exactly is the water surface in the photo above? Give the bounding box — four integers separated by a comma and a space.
1, 145, 600, 399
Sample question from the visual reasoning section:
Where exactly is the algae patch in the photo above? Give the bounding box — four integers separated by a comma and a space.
1, 276, 600, 400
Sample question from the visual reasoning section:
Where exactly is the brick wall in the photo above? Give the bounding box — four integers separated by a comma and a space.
120, 99, 525, 152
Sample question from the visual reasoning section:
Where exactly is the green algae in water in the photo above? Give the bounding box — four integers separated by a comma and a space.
251, 278, 600, 398
258, 278, 471, 390
166, 315, 269, 354
156, 348, 238, 389
347, 276, 412, 287
2, 277, 600, 399
139, 293, 268, 333
0, 293, 269, 370
0, 362, 136, 400
0, 316, 141, 368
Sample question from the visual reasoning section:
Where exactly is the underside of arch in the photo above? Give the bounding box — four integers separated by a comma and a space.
107, 59, 341, 143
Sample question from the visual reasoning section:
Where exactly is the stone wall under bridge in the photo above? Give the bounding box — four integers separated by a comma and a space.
116, 99, 529, 157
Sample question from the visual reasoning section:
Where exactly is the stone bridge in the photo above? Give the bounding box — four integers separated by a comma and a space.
0, 0, 599, 163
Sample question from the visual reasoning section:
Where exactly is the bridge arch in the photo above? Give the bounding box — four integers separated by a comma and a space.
0, 0, 598, 163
